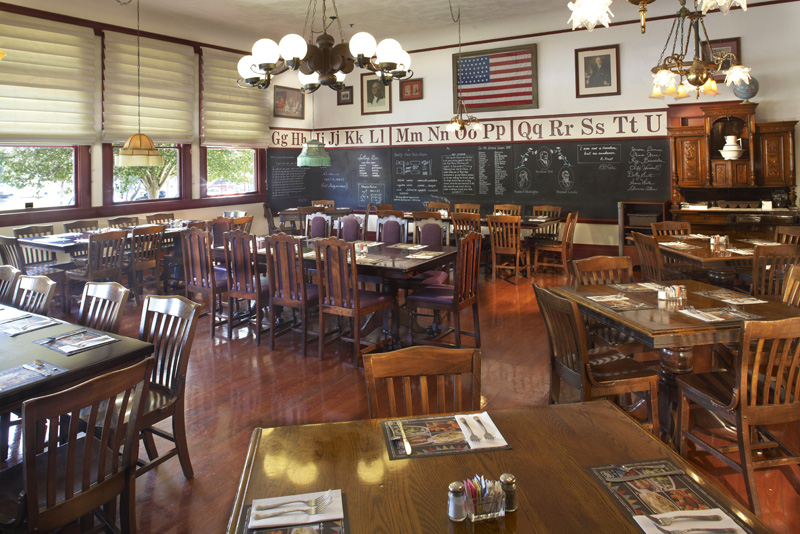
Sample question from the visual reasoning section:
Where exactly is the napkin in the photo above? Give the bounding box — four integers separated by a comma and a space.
249, 489, 344, 530
633, 508, 746, 533
456, 412, 508, 450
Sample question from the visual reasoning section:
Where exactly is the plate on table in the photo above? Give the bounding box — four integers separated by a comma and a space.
432, 431, 465, 444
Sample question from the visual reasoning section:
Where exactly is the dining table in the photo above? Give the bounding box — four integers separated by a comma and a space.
0, 306, 153, 460
16, 224, 187, 256
227, 400, 772, 533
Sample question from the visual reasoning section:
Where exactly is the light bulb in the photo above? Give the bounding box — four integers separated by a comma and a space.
375, 39, 403, 65
349, 32, 377, 58
252, 39, 280, 66
396, 50, 411, 71
334, 71, 346, 83
298, 71, 320, 86
279, 34, 308, 61
237, 56, 256, 79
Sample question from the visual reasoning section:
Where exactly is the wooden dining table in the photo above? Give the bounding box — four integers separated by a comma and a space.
654, 235, 768, 286
16, 225, 186, 256
227, 400, 772, 533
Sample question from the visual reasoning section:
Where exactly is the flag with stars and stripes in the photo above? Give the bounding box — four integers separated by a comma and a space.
455, 47, 537, 111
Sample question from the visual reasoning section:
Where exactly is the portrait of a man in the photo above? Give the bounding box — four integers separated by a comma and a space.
585, 54, 611, 88
361, 73, 392, 114
575, 45, 619, 98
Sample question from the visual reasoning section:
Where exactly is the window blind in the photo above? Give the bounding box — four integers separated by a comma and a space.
201, 47, 270, 148
0, 12, 98, 144
103, 31, 196, 144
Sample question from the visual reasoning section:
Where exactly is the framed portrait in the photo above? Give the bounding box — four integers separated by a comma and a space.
575, 45, 620, 98
337, 85, 353, 106
361, 74, 392, 115
702, 37, 741, 82
273, 86, 304, 119
452, 44, 538, 112
399, 79, 423, 101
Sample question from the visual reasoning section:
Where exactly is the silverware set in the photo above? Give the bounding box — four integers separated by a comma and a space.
252, 489, 333, 520
460, 416, 495, 441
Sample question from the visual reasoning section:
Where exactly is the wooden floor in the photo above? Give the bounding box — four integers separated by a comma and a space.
2, 270, 798, 533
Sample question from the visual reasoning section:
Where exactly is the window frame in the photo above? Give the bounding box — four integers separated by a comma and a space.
105, 143, 187, 205
199, 146, 267, 199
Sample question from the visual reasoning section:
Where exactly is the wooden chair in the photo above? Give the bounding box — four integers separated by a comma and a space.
651, 221, 691, 236
414, 218, 449, 247
146, 213, 174, 224
0, 265, 21, 305
209, 216, 232, 249
407, 232, 482, 348
0, 235, 27, 272
376, 204, 393, 211
376, 216, 407, 245
632, 231, 676, 283
0, 357, 153, 533
487, 215, 524, 284
136, 295, 200, 479
533, 211, 578, 277
314, 237, 393, 367
452, 212, 481, 242
750, 244, 800, 299
454, 203, 480, 214
123, 224, 165, 306
529, 205, 562, 243
11, 225, 68, 310
311, 200, 335, 208
222, 210, 247, 218
412, 210, 440, 237
13, 275, 57, 315
426, 202, 450, 215
775, 225, 800, 245
782, 265, 800, 308
224, 229, 270, 344
364, 347, 482, 418
186, 220, 208, 230
182, 227, 228, 337
63, 219, 99, 268
107, 216, 139, 229
492, 204, 521, 216
677, 317, 800, 516
263, 203, 279, 234
377, 209, 404, 219
305, 212, 332, 239
77, 281, 130, 334
533, 283, 659, 433
231, 215, 254, 233
65, 230, 127, 312
264, 233, 319, 356
338, 214, 364, 241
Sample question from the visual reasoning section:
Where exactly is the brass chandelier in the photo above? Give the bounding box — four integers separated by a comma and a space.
237, 0, 413, 94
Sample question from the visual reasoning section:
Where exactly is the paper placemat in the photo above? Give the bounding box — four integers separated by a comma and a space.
249, 490, 344, 530
678, 307, 763, 323
634, 509, 746, 533
726, 248, 754, 255
388, 243, 427, 250
407, 251, 444, 259
0, 360, 67, 392
1, 315, 60, 337
34, 329, 119, 355
695, 290, 768, 306
587, 295, 654, 311
608, 283, 664, 293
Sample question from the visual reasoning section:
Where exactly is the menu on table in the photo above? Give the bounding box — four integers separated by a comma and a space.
406, 251, 445, 259
678, 307, 763, 323
659, 242, 701, 250
695, 289, 768, 306
34, 329, 119, 355
0, 360, 67, 392
587, 295, 654, 312
608, 283, 664, 293
0, 315, 60, 337
388, 244, 426, 250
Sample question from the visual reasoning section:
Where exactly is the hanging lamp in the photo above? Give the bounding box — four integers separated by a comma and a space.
115, 0, 163, 167
297, 92, 330, 167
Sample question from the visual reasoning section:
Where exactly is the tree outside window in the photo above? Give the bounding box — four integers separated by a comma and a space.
0, 146, 76, 210
113, 144, 180, 202
206, 148, 256, 197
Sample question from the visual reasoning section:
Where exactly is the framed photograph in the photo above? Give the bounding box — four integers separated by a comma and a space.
452, 44, 538, 112
575, 44, 620, 98
399, 78, 423, 101
273, 86, 304, 119
702, 37, 741, 82
361, 74, 392, 115
337, 85, 353, 106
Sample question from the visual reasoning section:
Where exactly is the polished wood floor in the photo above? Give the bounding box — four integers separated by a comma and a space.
2, 271, 798, 533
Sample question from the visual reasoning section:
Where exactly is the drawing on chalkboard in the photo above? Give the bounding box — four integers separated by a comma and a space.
536, 147, 552, 170
396, 159, 432, 176
557, 167, 575, 191
516, 167, 532, 191
358, 183, 385, 206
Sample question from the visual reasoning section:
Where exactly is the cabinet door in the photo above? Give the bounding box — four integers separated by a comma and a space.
760, 132, 788, 186
732, 161, 750, 186
711, 161, 731, 187
676, 137, 705, 186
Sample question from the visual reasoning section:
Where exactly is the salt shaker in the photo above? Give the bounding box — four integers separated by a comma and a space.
500, 473, 517, 512
447, 481, 467, 521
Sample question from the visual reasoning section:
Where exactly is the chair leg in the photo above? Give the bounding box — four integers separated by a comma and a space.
300, 308, 308, 358
172, 409, 194, 479
549, 366, 561, 404
268, 303, 276, 350
677, 390, 690, 457
453, 308, 462, 348
1, 412, 9, 460
142, 429, 158, 460
491, 252, 497, 284
738, 419, 761, 516
649, 379, 660, 436
255, 303, 263, 346
318, 311, 326, 360
472, 303, 481, 348
120, 476, 136, 534
407, 305, 416, 346
352, 317, 361, 368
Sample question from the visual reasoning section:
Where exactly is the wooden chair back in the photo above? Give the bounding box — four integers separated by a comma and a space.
531, 205, 562, 239
305, 213, 332, 238
0, 235, 27, 273
186, 220, 208, 230
454, 232, 482, 305
415, 219, 448, 247
751, 244, 800, 298
377, 209, 404, 219
493, 204, 521, 216
264, 233, 309, 307
338, 214, 363, 241
13, 275, 57, 315
315, 237, 360, 313
573, 255, 634, 285
107, 216, 139, 228
454, 203, 480, 214
224, 229, 263, 300
452, 213, 481, 243
782, 265, 800, 308
775, 225, 800, 245
0, 265, 21, 305
12, 224, 57, 267
63, 219, 99, 233
147, 213, 174, 224
561, 211, 579, 254
311, 200, 335, 208
222, 210, 247, 218
532, 205, 561, 218
231, 215, 254, 233
632, 231, 667, 283
297, 205, 324, 220
182, 227, 216, 297
263, 203, 279, 234
487, 215, 521, 255
85, 230, 127, 281
376, 204, 393, 211
77, 281, 131, 334
129, 225, 165, 269
651, 221, 691, 237
209, 216, 232, 248
376, 216, 407, 245
426, 202, 450, 215
364, 347, 482, 418
17, 357, 153, 534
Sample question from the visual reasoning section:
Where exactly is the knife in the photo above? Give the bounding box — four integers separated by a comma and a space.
397, 421, 412, 456
23, 364, 51, 377
605, 469, 685, 482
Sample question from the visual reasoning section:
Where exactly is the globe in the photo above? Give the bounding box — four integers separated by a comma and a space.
732, 76, 759, 103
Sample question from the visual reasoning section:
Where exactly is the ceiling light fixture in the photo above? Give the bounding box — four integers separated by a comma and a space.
237, 0, 413, 95
447, 3, 481, 133
297, 93, 330, 167
114, 0, 163, 167
648, 0, 750, 100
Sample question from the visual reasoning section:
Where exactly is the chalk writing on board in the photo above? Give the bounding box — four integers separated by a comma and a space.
320, 171, 348, 191
577, 144, 621, 164
270, 155, 309, 199
396, 158, 432, 176
627, 145, 665, 192
442, 152, 475, 195
358, 153, 384, 178
358, 183, 385, 205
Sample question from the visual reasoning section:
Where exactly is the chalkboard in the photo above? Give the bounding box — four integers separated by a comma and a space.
267, 138, 670, 219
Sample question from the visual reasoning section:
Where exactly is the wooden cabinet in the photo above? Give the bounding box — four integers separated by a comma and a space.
668, 126, 705, 202
757, 121, 797, 203
703, 102, 757, 187
711, 160, 749, 187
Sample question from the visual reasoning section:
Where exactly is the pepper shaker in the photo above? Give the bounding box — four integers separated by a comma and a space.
500, 473, 517, 512
447, 481, 467, 521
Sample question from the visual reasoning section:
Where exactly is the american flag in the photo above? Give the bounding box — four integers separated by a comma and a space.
456, 50, 533, 109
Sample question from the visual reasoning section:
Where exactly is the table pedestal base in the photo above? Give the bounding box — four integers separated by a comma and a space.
659, 345, 694, 444
708, 267, 736, 288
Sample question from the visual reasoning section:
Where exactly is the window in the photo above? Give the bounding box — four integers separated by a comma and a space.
0, 146, 76, 210
112, 144, 180, 202
205, 148, 256, 197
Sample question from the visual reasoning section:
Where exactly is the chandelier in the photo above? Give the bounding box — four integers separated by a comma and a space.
649, 0, 751, 100
568, 0, 746, 33
447, 2, 481, 133
237, 0, 413, 94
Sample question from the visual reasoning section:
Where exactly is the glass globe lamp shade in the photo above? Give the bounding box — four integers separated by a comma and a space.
649, 84, 664, 99
396, 50, 411, 72
279, 34, 308, 61
724, 64, 751, 86
567, 0, 614, 31
298, 71, 320, 86
349, 32, 377, 58
375, 39, 403, 65
252, 39, 280, 66
237, 56, 256, 79
334, 71, 346, 83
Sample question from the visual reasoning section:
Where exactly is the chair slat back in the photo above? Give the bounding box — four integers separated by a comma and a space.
63, 220, 99, 233
632, 232, 666, 283
487, 215, 521, 254
775, 226, 800, 245
231, 215, 254, 233
426, 202, 450, 215
13, 275, 57, 315
224, 229, 261, 298
561, 211, 579, 254
77, 281, 130, 334
0, 235, 27, 273
13, 225, 57, 267
265, 233, 307, 306
364, 347, 481, 418
452, 213, 481, 242
315, 237, 359, 311
21, 357, 153, 534
146, 213, 174, 224
182, 227, 215, 294
305, 213, 332, 238
532, 205, 561, 218
454, 232, 481, 304
752, 244, 800, 298
0, 265, 21, 305
338, 215, 362, 242
531, 205, 562, 239
453, 203, 480, 214
86, 230, 127, 280
651, 221, 691, 236
573, 255, 634, 285
376, 216, 407, 245
782, 265, 800, 308
130, 225, 165, 267
492, 204, 521, 216
139, 295, 200, 396
107, 216, 139, 229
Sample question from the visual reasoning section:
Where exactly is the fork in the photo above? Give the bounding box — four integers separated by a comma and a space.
646, 513, 724, 526
652, 524, 737, 534
254, 489, 333, 511
252, 493, 333, 519
459, 417, 480, 441
473, 416, 495, 440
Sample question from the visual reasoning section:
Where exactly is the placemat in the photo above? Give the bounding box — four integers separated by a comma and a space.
34, 329, 119, 355
0, 360, 67, 392
0, 315, 60, 337
608, 283, 664, 293
238, 495, 349, 534
587, 459, 757, 533
586, 295, 654, 311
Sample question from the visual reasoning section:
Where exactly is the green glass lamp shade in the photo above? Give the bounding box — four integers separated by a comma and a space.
297, 139, 331, 167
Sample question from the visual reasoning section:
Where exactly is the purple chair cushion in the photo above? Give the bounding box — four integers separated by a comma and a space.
406, 285, 455, 305
420, 223, 442, 247
358, 290, 393, 308
382, 220, 401, 245
305, 283, 320, 303
310, 216, 327, 238
421, 270, 448, 285
341, 217, 360, 241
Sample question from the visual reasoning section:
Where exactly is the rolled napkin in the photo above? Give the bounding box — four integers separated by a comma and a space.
249, 489, 344, 530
